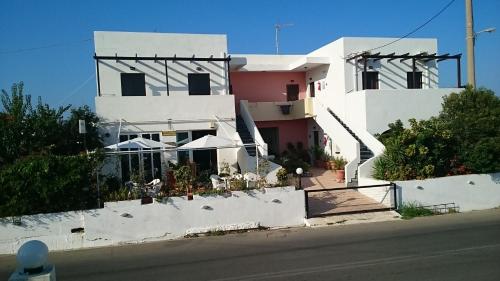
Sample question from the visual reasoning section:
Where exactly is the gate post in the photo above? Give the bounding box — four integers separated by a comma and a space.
392, 182, 398, 210
304, 190, 309, 219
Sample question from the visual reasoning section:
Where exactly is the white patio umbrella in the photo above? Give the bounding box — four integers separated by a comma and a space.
178, 135, 236, 150
178, 135, 237, 173
105, 137, 174, 150
105, 137, 175, 181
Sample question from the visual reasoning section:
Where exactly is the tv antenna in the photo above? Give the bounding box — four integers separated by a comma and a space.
275, 23, 294, 54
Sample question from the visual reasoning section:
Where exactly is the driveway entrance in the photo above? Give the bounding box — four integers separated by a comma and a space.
302, 168, 396, 218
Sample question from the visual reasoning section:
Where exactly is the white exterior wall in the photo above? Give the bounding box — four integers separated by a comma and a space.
94, 32, 238, 173
95, 31, 229, 97
342, 37, 439, 95
344, 88, 460, 134
395, 173, 500, 212
306, 39, 346, 117
0, 187, 305, 254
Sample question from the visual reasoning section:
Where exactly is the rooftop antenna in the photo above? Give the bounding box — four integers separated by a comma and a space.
275, 23, 294, 54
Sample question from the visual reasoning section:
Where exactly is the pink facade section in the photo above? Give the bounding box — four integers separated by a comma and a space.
231, 72, 307, 106
255, 119, 309, 154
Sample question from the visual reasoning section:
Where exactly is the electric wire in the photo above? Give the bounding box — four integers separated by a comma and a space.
0, 38, 92, 54
358, 0, 457, 54
55, 73, 95, 107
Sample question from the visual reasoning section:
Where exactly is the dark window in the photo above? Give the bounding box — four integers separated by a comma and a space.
188, 73, 211, 95
121, 73, 146, 96
286, 84, 299, 101
407, 72, 423, 89
309, 82, 315, 97
362, 72, 379, 90
176, 132, 190, 165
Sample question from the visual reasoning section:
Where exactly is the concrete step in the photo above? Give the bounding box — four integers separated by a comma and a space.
305, 211, 401, 227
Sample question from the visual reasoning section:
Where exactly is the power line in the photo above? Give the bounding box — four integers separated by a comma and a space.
55, 73, 95, 107
0, 38, 92, 54
363, 0, 457, 53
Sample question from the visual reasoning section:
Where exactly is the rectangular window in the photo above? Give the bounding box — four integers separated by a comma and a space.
407, 72, 423, 89
188, 73, 211, 95
121, 73, 146, 96
362, 72, 379, 90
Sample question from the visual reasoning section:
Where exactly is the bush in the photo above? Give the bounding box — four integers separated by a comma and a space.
0, 153, 101, 217
373, 118, 454, 180
373, 87, 500, 180
276, 168, 289, 186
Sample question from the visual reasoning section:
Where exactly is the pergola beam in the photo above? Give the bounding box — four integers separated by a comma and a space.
94, 55, 231, 62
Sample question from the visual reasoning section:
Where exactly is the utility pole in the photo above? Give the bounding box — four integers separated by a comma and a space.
465, 0, 475, 87
275, 23, 294, 54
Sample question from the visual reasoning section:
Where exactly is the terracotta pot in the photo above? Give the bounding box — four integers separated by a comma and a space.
187, 185, 194, 200
336, 169, 345, 183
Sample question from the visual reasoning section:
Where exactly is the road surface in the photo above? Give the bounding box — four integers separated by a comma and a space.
1, 209, 500, 280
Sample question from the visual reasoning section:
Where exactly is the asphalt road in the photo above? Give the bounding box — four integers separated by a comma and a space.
1, 209, 500, 281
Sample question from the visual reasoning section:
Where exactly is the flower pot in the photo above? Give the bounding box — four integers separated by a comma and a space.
187, 185, 194, 200
336, 169, 345, 183
328, 161, 336, 170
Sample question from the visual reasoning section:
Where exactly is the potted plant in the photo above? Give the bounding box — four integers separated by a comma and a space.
174, 165, 195, 200
311, 146, 327, 168
327, 155, 336, 170
332, 156, 347, 183
276, 168, 289, 187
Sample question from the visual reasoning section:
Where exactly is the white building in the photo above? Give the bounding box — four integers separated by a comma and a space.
94, 31, 462, 184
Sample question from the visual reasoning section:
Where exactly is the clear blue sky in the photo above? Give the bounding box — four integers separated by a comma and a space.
1, 0, 499, 110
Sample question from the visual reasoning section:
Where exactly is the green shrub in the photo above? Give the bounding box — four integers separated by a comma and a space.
0, 153, 101, 217
374, 87, 499, 181
276, 168, 289, 186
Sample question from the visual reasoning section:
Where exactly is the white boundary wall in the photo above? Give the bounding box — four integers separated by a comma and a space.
395, 173, 500, 212
0, 187, 305, 254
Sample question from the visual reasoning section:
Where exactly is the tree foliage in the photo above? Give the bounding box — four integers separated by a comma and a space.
0, 82, 104, 216
1, 82, 102, 167
374, 87, 500, 180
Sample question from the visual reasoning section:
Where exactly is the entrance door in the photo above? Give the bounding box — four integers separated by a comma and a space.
309, 82, 315, 97
286, 84, 299, 101
259, 127, 279, 156
192, 130, 217, 173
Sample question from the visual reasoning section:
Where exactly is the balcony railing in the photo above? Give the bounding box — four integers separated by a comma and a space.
246, 98, 314, 122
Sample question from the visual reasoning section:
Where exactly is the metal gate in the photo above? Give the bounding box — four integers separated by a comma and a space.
305, 183, 397, 218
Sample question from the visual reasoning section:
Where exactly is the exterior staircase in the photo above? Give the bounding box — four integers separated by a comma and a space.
236, 115, 257, 156
326, 108, 374, 185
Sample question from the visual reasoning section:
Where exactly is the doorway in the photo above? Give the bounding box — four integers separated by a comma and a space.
259, 127, 280, 156
309, 82, 315, 97
192, 130, 217, 173
286, 84, 299, 101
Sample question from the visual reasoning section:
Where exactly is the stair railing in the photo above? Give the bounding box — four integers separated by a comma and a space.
239, 100, 268, 157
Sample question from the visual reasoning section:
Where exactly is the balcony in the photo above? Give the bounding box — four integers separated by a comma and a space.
95, 95, 236, 122
244, 98, 314, 122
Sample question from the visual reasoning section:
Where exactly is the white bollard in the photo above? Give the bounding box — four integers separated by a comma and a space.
8, 240, 56, 281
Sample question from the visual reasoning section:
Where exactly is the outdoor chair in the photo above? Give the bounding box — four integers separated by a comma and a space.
243, 172, 258, 188
210, 174, 226, 190
145, 179, 162, 196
